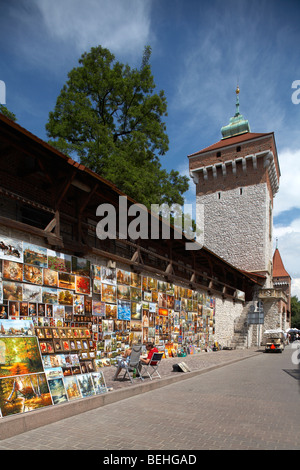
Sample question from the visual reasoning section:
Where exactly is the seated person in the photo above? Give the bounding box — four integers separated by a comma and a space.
113, 347, 132, 380
140, 342, 158, 365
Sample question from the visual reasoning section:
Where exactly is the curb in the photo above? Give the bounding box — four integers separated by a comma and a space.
0, 351, 262, 440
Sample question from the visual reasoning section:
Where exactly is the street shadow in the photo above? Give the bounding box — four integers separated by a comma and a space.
283, 369, 300, 381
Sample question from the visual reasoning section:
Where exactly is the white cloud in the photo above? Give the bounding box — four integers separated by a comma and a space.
35, 0, 152, 57
9, 0, 152, 73
273, 148, 300, 216
292, 279, 300, 299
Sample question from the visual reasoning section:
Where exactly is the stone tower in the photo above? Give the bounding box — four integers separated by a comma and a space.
188, 87, 280, 287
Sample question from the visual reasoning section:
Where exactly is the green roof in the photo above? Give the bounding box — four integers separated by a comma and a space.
221, 87, 250, 139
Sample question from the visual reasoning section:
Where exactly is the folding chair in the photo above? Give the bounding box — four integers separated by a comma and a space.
121, 344, 144, 384
141, 352, 164, 380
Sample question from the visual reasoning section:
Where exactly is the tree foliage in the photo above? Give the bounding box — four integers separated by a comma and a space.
291, 295, 300, 329
46, 45, 189, 208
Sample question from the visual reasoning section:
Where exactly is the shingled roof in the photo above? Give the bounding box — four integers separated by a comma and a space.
273, 248, 291, 278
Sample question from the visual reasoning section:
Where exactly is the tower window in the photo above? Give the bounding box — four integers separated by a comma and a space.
218, 192, 221, 199
239, 188, 243, 195
236, 146, 241, 152
216, 151, 221, 158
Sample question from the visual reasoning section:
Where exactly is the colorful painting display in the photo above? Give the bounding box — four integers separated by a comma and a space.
0, 235, 218, 375
0, 324, 107, 418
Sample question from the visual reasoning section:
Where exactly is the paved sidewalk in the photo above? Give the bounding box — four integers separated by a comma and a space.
104, 347, 262, 390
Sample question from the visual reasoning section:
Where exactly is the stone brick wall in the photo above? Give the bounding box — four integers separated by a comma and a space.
196, 182, 272, 279
214, 296, 244, 347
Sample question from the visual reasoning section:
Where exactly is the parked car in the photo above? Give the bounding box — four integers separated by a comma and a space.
262, 329, 285, 353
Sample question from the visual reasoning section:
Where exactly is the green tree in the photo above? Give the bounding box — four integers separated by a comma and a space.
291, 295, 300, 329
46, 45, 189, 208
0, 105, 17, 121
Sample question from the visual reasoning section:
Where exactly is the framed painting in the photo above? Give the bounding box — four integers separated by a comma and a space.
3, 281, 22, 301
42, 287, 58, 304
8, 301, 20, 317
58, 273, 75, 290
23, 284, 42, 303
101, 266, 116, 285
23, 264, 43, 285
20, 302, 29, 317
43, 268, 58, 287
47, 249, 71, 273
117, 285, 130, 301
48, 377, 68, 405
101, 283, 116, 304
75, 276, 90, 295
0, 336, 44, 378
91, 371, 107, 395
92, 300, 105, 317
23, 242, 47, 268
63, 375, 82, 400
58, 289, 73, 306
117, 299, 131, 321
105, 303, 117, 319
71, 256, 90, 277
2, 260, 23, 282
0, 372, 52, 416
0, 236, 23, 262
77, 373, 95, 397
0, 305, 9, 319
116, 269, 131, 286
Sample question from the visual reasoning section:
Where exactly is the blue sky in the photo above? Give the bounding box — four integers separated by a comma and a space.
1, 0, 300, 297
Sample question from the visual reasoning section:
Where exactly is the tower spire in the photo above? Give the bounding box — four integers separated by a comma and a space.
221, 85, 251, 139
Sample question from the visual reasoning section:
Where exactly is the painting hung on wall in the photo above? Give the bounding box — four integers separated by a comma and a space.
43, 269, 58, 287
3, 281, 22, 301
23, 264, 43, 285
23, 243, 47, 268
0, 336, 44, 378
71, 256, 90, 277
0, 236, 23, 262
0, 372, 52, 417
0, 305, 8, 319
0, 319, 34, 337
2, 260, 23, 282
117, 300, 131, 321
58, 273, 75, 290
58, 289, 73, 306
101, 267, 116, 285
42, 287, 58, 304
75, 276, 90, 295
23, 284, 42, 303
102, 284, 116, 304
47, 250, 71, 273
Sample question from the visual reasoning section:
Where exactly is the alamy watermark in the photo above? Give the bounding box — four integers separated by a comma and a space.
291, 80, 300, 104
95, 196, 204, 250
0, 80, 6, 105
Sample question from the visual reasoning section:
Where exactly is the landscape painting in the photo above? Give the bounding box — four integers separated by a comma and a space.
0, 336, 44, 378
0, 372, 52, 416
47, 249, 71, 273
23, 242, 47, 268
71, 256, 90, 277
47, 377, 68, 405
